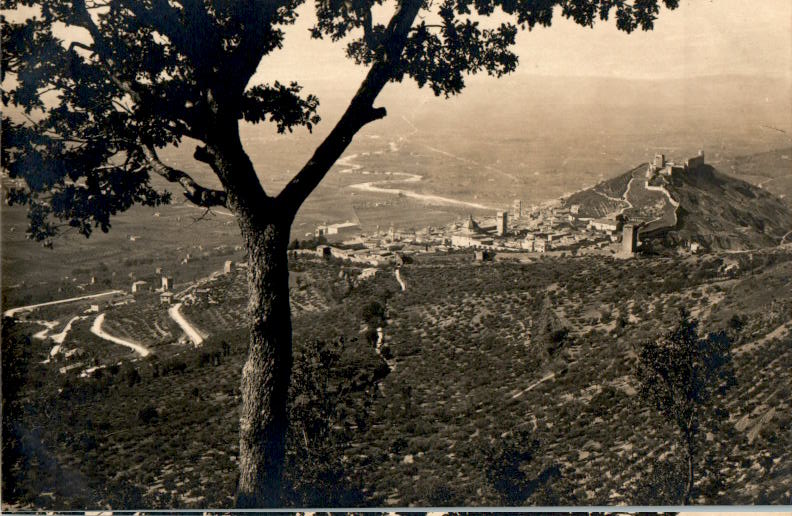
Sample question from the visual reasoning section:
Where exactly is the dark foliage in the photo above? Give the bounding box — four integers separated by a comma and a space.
483, 429, 574, 505
360, 300, 387, 328
283, 337, 385, 506
1, 317, 32, 501
636, 309, 736, 504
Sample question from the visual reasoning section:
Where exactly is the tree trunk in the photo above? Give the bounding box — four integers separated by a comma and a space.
235, 218, 293, 508
683, 445, 694, 505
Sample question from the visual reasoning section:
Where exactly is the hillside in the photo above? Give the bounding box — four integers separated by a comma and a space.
719, 146, 792, 203
564, 159, 792, 251
660, 165, 792, 250
4, 249, 792, 508
563, 166, 639, 218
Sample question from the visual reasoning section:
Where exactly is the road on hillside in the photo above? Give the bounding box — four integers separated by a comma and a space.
51, 316, 85, 344
395, 268, 406, 291
735, 320, 792, 356
3, 290, 124, 318
510, 372, 556, 400
168, 302, 204, 346
90, 313, 151, 357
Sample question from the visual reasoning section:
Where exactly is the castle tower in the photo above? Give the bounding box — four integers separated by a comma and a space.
496, 211, 508, 236
511, 199, 522, 220
623, 224, 639, 255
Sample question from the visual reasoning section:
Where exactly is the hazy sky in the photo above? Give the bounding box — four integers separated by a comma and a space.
256, 0, 792, 89
5, 0, 791, 111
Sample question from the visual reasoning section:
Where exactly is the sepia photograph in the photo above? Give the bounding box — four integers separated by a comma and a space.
1, 0, 791, 511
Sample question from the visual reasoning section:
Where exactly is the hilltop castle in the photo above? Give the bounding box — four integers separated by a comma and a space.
648, 150, 705, 177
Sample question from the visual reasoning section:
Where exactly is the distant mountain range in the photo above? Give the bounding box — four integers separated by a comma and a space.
564, 157, 792, 251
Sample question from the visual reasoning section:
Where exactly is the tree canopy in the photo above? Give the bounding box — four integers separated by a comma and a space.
3, 0, 679, 241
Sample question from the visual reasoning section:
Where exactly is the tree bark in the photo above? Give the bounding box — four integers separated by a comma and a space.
203, 109, 295, 508
683, 444, 694, 505
234, 217, 293, 507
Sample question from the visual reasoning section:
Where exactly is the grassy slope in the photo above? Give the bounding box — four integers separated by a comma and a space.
5, 251, 792, 509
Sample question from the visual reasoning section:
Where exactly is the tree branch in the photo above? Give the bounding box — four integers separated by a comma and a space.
219, 2, 286, 99
142, 145, 227, 208
123, 0, 210, 66
276, 0, 422, 216
71, 0, 144, 104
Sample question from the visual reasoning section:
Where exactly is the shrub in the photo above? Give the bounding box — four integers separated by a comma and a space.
137, 406, 159, 425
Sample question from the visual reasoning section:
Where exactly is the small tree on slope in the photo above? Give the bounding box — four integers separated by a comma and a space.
3, 0, 678, 506
636, 309, 735, 504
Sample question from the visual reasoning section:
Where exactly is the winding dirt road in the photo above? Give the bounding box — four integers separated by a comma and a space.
510, 372, 556, 400
168, 302, 204, 346
394, 269, 406, 291
51, 316, 85, 344
90, 313, 151, 357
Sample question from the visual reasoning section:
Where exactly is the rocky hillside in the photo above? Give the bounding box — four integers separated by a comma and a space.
565, 159, 792, 251
661, 164, 792, 250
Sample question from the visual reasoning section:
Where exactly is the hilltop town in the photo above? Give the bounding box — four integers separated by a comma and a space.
300, 150, 785, 265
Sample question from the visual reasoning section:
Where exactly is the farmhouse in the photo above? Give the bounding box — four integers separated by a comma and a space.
316, 245, 332, 258
474, 250, 496, 262
59, 362, 84, 375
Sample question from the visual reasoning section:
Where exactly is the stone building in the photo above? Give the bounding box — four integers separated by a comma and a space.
589, 218, 621, 234
315, 221, 361, 241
